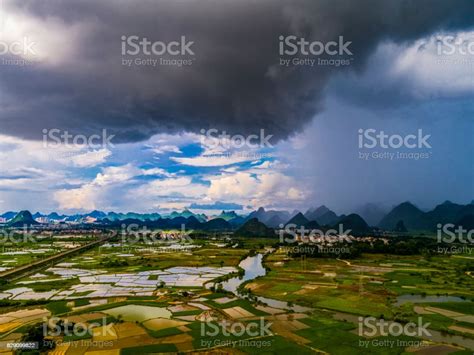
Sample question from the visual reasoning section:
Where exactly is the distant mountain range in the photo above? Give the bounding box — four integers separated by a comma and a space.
2, 200, 473, 233
378, 201, 474, 231
5, 209, 206, 224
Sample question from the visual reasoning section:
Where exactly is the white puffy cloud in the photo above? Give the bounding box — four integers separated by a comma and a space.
133, 177, 208, 199
0, 0, 97, 65
172, 154, 255, 167
61, 149, 112, 168
94, 164, 140, 186
207, 171, 304, 209
330, 31, 474, 106
54, 184, 99, 211
0, 129, 310, 213
54, 164, 140, 210
148, 145, 182, 155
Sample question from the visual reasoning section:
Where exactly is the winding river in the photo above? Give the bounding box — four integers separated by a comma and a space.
217, 253, 312, 313
213, 253, 474, 350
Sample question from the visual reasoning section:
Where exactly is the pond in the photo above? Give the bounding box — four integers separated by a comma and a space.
103, 304, 171, 322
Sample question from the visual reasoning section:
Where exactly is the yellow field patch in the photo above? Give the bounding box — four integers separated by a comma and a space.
177, 325, 191, 332
142, 318, 188, 331
270, 321, 311, 345
245, 282, 264, 292
92, 324, 118, 341
159, 333, 193, 344
0, 333, 22, 351
0, 322, 22, 333
425, 306, 464, 318
213, 297, 236, 304
114, 322, 147, 339
222, 306, 254, 319
8, 309, 50, 319
175, 341, 194, 352
85, 349, 121, 355
48, 342, 71, 355
449, 325, 474, 335
0, 317, 15, 325
255, 305, 285, 315
168, 304, 198, 313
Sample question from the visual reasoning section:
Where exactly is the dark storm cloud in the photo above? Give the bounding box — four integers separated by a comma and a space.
1, 0, 473, 143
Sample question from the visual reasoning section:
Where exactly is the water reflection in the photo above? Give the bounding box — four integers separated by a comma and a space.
217, 254, 311, 312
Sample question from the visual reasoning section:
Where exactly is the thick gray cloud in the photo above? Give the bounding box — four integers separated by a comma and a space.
1, 0, 473, 143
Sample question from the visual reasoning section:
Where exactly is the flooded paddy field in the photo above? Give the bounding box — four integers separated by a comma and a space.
245, 249, 474, 352
0, 234, 98, 271
0, 237, 472, 354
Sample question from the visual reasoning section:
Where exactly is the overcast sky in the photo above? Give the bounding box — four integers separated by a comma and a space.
0, 0, 473, 214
